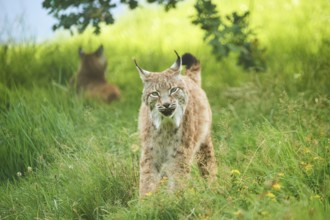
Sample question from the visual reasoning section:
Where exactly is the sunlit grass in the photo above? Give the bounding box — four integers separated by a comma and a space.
0, 0, 329, 219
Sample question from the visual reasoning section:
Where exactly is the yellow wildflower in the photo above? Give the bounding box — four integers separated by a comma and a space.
265, 191, 276, 199
300, 162, 314, 173
259, 211, 269, 216
305, 135, 312, 142
230, 169, 241, 176
304, 163, 314, 172
188, 187, 196, 194
234, 210, 243, 217
130, 144, 139, 153
310, 194, 322, 200
145, 192, 153, 197
310, 195, 322, 200
313, 156, 324, 161
272, 182, 282, 190
319, 129, 325, 136
303, 148, 311, 154
277, 172, 285, 177
160, 176, 168, 184
198, 213, 209, 220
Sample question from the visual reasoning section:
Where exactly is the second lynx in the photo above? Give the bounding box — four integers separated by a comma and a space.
72, 45, 120, 103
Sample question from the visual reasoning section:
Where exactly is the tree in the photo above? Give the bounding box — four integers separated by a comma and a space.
42, 0, 266, 71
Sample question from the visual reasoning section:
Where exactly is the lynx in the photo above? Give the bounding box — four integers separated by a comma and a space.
71, 45, 120, 103
135, 51, 217, 196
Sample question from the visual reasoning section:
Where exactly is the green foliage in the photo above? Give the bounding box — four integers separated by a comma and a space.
146, 0, 184, 11
42, 0, 116, 34
1, 0, 330, 219
42, 0, 266, 71
41, 0, 180, 34
193, 0, 266, 71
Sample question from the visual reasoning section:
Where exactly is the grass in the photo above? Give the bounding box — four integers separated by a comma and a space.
0, 0, 329, 219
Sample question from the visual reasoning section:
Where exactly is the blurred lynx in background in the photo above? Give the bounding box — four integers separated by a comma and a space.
71, 45, 120, 103
135, 52, 217, 197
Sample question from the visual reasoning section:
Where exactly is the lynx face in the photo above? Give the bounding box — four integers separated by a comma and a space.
138, 58, 188, 129
79, 45, 107, 78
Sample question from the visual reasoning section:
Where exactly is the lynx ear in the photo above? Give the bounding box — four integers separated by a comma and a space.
170, 50, 182, 74
95, 45, 104, 56
134, 59, 151, 81
78, 47, 84, 57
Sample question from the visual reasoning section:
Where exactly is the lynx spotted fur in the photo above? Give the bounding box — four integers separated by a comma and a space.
135, 52, 217, 196
71, 45, 120, 103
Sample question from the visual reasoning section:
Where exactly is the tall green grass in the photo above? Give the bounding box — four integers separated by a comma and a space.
0, 0, 329, 219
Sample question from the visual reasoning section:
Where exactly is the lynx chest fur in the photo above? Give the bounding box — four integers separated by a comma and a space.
135, 52, 217, 197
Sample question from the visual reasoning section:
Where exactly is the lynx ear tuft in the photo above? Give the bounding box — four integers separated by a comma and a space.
95, 45, 104, 56
170, 50, 182, 73
134, 59, 150, 81
78, 47, 84, 57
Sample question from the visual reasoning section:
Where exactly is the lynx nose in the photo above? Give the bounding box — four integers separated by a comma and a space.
163, 103, 171, 108
159, 103, 175, 117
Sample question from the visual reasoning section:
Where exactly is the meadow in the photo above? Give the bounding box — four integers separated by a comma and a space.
0, 0, 329, 219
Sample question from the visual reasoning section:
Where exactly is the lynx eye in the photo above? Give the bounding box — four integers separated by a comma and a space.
150, 91, 160, 97
170, 87, 179, 95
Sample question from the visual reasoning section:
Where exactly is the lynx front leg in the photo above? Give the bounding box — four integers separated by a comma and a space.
166, 149, 191, 192
197, 135, 217, 181
139, 153, 159, 197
